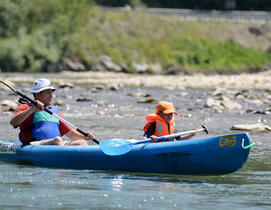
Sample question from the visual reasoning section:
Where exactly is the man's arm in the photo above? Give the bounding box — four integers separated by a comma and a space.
10, 105, 35, 128
10, 101, 44, 128
65, 129, 95, 141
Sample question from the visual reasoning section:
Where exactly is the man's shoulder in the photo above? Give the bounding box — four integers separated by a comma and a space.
16, 104, 31, 113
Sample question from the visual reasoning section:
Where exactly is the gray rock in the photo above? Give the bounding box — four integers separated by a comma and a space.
221, 96, 242, 110
108, 84, 120, 91
128, 92, 151, 98
204, 97, 225, 112
0, 100, 18, 112
64, 59, 86, 71
58, 82, 74, 89
99, 55, 122, 72
76, 97, 92, 102
96, 100, 108, 107
231, 123, 271, 132
137, 97, 157, 103
205, 96, 242, 112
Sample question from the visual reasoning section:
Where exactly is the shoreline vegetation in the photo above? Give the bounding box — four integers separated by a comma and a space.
1, 1, 271, 75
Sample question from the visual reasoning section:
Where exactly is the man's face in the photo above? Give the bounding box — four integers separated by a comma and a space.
35, 89, 53, 106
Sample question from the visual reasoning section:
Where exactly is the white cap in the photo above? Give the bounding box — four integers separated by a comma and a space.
31, 78, 55, 93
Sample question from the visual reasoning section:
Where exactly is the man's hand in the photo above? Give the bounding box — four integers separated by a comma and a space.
31, 100, 44, 112
84, 131, 95, 141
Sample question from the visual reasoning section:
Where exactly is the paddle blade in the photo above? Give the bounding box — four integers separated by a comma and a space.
99, 139, 134, 156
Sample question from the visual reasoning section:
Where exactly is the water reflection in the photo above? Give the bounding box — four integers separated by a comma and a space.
110, 175, 124, 191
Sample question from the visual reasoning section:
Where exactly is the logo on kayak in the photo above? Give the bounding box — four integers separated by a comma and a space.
219, 135, 236, 147
0, 141, 18, 153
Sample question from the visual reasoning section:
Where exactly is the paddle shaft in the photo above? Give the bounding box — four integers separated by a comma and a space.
134, 125, 208, 145
99, 125, 208, 156
1, 80, 99, 144
157, 125, 207, 141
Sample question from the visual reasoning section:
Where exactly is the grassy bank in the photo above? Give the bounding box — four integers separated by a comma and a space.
0, 0, 271, 73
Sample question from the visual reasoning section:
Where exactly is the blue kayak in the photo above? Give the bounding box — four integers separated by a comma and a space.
0, 133, 255, 175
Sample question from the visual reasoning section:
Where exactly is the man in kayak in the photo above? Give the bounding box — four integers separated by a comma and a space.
144, 101, 195, 141
10, 78, 95, 146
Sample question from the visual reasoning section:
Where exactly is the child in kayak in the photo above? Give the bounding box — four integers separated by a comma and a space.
144, 101, 195, 141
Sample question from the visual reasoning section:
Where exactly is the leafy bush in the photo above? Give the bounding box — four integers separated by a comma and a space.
0, 1, 270, 73
0, 0, 94, 72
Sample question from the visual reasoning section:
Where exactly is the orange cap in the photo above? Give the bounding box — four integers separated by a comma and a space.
156, 101, 177, 115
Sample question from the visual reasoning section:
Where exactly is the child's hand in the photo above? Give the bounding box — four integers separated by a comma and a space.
150, 135, 158, 141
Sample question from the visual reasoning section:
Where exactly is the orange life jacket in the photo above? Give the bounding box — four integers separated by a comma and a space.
144, 113, 175, 137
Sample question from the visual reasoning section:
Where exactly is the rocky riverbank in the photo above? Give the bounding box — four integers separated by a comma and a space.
1, 71, 271, 133
2, 70, 271, 90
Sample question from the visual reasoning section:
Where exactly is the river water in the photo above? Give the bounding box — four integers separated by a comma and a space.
0, 74, 270, 209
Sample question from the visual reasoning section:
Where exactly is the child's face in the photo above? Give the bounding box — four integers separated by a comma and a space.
159, 112, 173, 123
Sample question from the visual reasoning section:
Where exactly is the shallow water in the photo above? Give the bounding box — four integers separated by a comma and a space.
0, 80, 270, 209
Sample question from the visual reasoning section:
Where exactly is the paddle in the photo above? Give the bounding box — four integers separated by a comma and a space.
100, 125, 208, 156
0, 79, 99, 144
